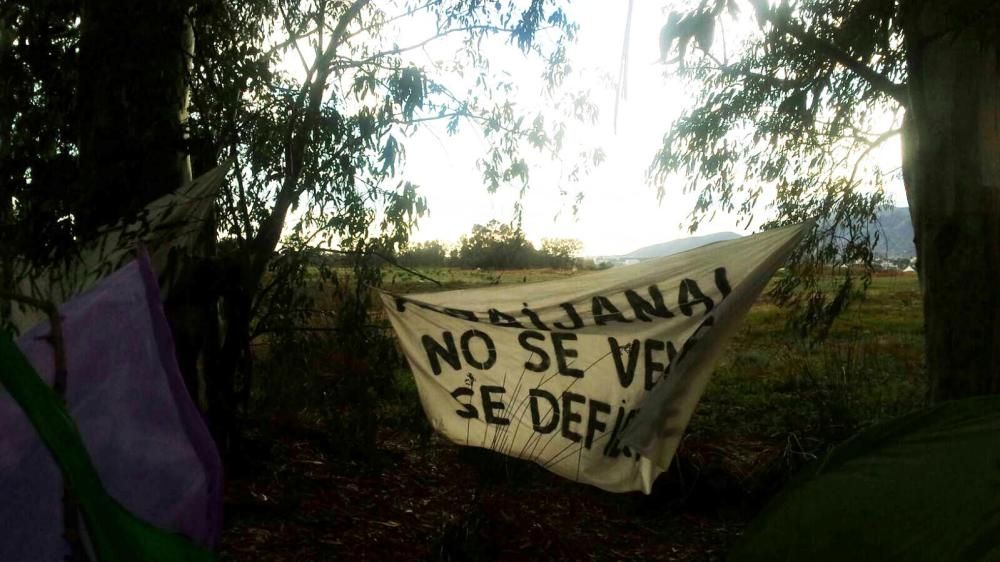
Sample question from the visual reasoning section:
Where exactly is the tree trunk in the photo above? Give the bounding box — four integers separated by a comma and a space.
207, 264, 254, 455
78, 1, 221, 421
902, 1, 1000, 400
77, 0, 190, 234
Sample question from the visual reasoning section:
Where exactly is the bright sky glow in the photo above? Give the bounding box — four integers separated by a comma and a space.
285, 2, 908, 257
398, 2, 714, 256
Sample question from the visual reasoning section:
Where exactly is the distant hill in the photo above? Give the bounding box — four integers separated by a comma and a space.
623, 231, 743, 259
608, 208, 914, 263
874, 207, 915, 259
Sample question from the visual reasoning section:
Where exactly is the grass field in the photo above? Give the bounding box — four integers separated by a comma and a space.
699, 272, 925, 439
382, 266, 927, 495
377, 265, 927, 444
226, 267, 927, 561
380, 265, 581, 292
264, 264, 927, 473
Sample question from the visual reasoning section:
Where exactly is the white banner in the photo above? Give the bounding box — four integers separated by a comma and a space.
381, 222, 810, 493
7, 162, 229, 332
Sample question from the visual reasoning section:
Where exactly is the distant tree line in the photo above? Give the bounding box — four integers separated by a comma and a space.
397, 220, 587, 270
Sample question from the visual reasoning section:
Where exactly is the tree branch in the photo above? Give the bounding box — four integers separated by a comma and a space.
277, 4, 312, 75
848, 127, 901, 186
339, 0, 438, 42
252, 0, 372, 282
338, 24, 536, 70
314, 247, 443, 287
261, 26, 319, 60
774, 19, 907, 106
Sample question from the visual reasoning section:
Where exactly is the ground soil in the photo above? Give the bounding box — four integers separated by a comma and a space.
219, 428, 749, 561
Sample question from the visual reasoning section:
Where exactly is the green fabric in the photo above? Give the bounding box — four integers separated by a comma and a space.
729, 395, 1000, 562
0, 335, 215, 562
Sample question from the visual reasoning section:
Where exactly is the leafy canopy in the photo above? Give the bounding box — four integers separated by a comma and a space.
651, 0, 908, 334
1, 1, 596, 437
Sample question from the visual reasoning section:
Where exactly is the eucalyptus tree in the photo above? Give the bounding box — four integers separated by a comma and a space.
652, 0, 999, 400
1, 0, 588, 446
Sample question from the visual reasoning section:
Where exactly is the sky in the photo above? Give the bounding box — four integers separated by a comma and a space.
318, 2, 907, 257
394, 2, 714, 257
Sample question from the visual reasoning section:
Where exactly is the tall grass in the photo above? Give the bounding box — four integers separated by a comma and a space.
662, 273, 926, 511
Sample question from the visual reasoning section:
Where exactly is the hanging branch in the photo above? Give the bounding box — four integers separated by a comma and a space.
370, 249, 443, 287
613, 0, 635, 134
313, 247, 443, 287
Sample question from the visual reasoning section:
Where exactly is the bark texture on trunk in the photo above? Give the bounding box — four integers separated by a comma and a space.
78, 0, 218, 423
77, 0, 189, 234
903, 1, 1000, 400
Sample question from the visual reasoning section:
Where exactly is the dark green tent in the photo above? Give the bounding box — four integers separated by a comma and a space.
729, 396, 1000, 562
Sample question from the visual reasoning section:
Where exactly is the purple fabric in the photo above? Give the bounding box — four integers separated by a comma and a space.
0, 255, 222, 561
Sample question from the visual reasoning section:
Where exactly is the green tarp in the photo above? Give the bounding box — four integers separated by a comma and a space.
730, 395, 1000, 562
0, 335, 214, 562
